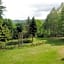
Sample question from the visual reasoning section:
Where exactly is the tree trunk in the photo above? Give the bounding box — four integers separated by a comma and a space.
18, 32, 23, 47
21, 32, 23, 46
32, 34, 33, 45
5, 38, 7, 49
18, 32, 20, 47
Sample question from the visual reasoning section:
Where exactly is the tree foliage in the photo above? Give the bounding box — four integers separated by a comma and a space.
43, 3, 64, 37
29, 17, 37, 36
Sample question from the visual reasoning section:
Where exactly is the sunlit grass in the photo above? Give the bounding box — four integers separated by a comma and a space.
0, 44, 64, 64
0, 38, 64, 64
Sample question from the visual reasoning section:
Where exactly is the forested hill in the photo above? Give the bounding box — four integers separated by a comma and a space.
13, 20, 26, 23
13, 19, 44, 23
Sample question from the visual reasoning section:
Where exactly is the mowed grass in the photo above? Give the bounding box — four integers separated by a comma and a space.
0, 38, 64, 64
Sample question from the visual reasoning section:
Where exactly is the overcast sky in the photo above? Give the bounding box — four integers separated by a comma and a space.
2, 0, 64, 20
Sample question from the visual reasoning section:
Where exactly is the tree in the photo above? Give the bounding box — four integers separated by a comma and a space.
25, 16, 31, 38
43, 3, 64, 37
0, 19, 11, 48
3, 19, 13, 30
12, 23, 23, 39
16, 23, 23, 47
0, 0, 5, 18
29, 17, 37, 43
3, 19, 14, 38
26, 16, 30, 25
0, 0, 9, 48
44, 8, 59, 37
35, 19, 43, 37
59, 4, 64, 36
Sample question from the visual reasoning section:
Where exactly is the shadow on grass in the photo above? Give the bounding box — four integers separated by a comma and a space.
1, 37, 64, 50
45, 38, 64, 46
5, 46, 16, 50
0, 46, 16, 50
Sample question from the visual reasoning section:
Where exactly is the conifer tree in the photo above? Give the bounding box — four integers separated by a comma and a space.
29, 17, 37, 43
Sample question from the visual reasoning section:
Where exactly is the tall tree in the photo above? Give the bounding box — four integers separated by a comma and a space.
35, 19, 43, 37
29, 17, 37, 43
0, 0, 5, 18
3, 19, 13, 30
44, 8, 59, 37
16, 23, 23, 47
25, 16, 31, 37
59, 4, 64, 36
26, 16, 30, 33
3, 19, 14, 38
0, 19, 11, 48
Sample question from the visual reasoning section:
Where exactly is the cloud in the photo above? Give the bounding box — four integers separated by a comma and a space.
2, 0, 64, 19
30, 3, 60, 19
31, 3, 60, 12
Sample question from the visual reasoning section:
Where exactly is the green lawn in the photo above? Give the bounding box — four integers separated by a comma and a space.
0, 38, 64, 64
